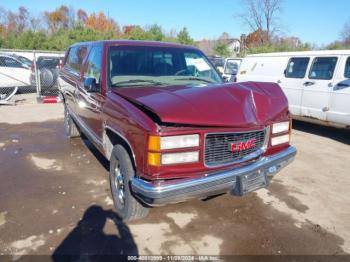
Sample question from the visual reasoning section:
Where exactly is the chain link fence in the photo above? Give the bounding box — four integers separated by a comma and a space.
0, 49, 64, 103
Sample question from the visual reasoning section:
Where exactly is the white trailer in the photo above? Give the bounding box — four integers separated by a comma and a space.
236, 50, 350, 128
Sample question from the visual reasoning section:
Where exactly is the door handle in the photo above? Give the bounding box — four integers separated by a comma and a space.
303, 81, 315, 86
334, 83, 350, 90
337, 83, 350, 87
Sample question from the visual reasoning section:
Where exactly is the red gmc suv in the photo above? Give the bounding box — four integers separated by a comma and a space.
59, 40, 296, 221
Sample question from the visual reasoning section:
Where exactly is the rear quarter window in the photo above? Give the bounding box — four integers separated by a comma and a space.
285, 57, 310, 78
344, 57, 350, 78
309, 57, 338, 80
65, 46, 88, 74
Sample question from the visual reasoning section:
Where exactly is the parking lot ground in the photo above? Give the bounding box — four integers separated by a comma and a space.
1, 100, 350, 258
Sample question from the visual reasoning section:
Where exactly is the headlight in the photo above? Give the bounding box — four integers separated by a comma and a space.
271, 134, 290, 146
272, 121, 290, 134
147, 135, 200, 166
161, 134, 199, 149
161, 151, 199, 165
149, 134, 199, 150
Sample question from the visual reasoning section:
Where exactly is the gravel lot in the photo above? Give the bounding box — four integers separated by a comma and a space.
0, 96, 350, 259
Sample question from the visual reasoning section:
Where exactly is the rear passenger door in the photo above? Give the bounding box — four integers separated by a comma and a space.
75, 44, 105, 140
301, 57, 338, 121
282, 57, 310, 116
327, 56, 350, 126
59, 45, 88, 115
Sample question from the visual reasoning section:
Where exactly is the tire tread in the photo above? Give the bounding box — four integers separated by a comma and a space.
110, 145, 149, 221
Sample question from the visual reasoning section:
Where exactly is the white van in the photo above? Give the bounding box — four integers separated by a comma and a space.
236, 50, 350, 128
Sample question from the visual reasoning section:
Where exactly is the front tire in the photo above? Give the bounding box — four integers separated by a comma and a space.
64, 104, 80, 138
109, 145, 149, 221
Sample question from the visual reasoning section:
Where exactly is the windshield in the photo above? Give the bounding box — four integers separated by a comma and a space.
108, 46, 223, 87
224, 59, 241, 75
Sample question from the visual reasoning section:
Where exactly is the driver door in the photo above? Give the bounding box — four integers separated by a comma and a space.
281, 57, 310, 116
327, 56, 350, 126
300, 57, 338, 121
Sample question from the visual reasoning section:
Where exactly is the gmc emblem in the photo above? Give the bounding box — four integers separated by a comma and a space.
230, 138, 257, 152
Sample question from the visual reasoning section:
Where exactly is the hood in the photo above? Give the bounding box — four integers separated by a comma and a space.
112, 82, 288, 127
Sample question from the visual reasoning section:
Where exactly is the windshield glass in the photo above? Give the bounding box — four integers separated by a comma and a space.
224, 59, 241, 75
108, 46, 223, 87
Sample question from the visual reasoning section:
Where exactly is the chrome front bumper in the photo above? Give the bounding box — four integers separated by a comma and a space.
131, 146, 296, 206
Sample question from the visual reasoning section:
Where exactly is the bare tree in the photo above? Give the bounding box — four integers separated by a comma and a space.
17, 6, 29, 33
341, 20, 350, 44
30, 17, 42, 32
67, 6, 76, 29
219, 32, 230, 41
237, 0, 282, 45
77, 9, 88, 24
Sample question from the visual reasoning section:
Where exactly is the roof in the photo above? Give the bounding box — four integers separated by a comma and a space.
70, 40, 198, 50
0, 53, 18, 58
247, 49, 350, 57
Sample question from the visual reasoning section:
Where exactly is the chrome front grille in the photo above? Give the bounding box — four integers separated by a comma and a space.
204, 130, 266, 166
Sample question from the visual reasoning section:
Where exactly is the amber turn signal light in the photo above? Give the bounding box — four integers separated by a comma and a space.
148, 152, 160, 166
148, 136, 160, 151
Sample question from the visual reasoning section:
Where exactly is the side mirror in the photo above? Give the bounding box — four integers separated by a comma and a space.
231, 70, 237, 76
283, 69, 287, 76
84, 77, 100, 93
334, 80, 350, 90
222, 75, 229, 82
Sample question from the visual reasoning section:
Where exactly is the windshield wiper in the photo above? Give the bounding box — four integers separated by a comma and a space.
112, 79, 164, 87
175, 77, 215, 84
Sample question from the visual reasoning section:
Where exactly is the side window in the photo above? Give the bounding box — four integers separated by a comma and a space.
64, 49, 72, 67
344, 57, 350, 78
309, 57, 338, 80
65, 46, 88, 73
4, 57, 23, 68
85, 45, 103, 83
0, 57, 5, 67
285, 57, 309, 78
